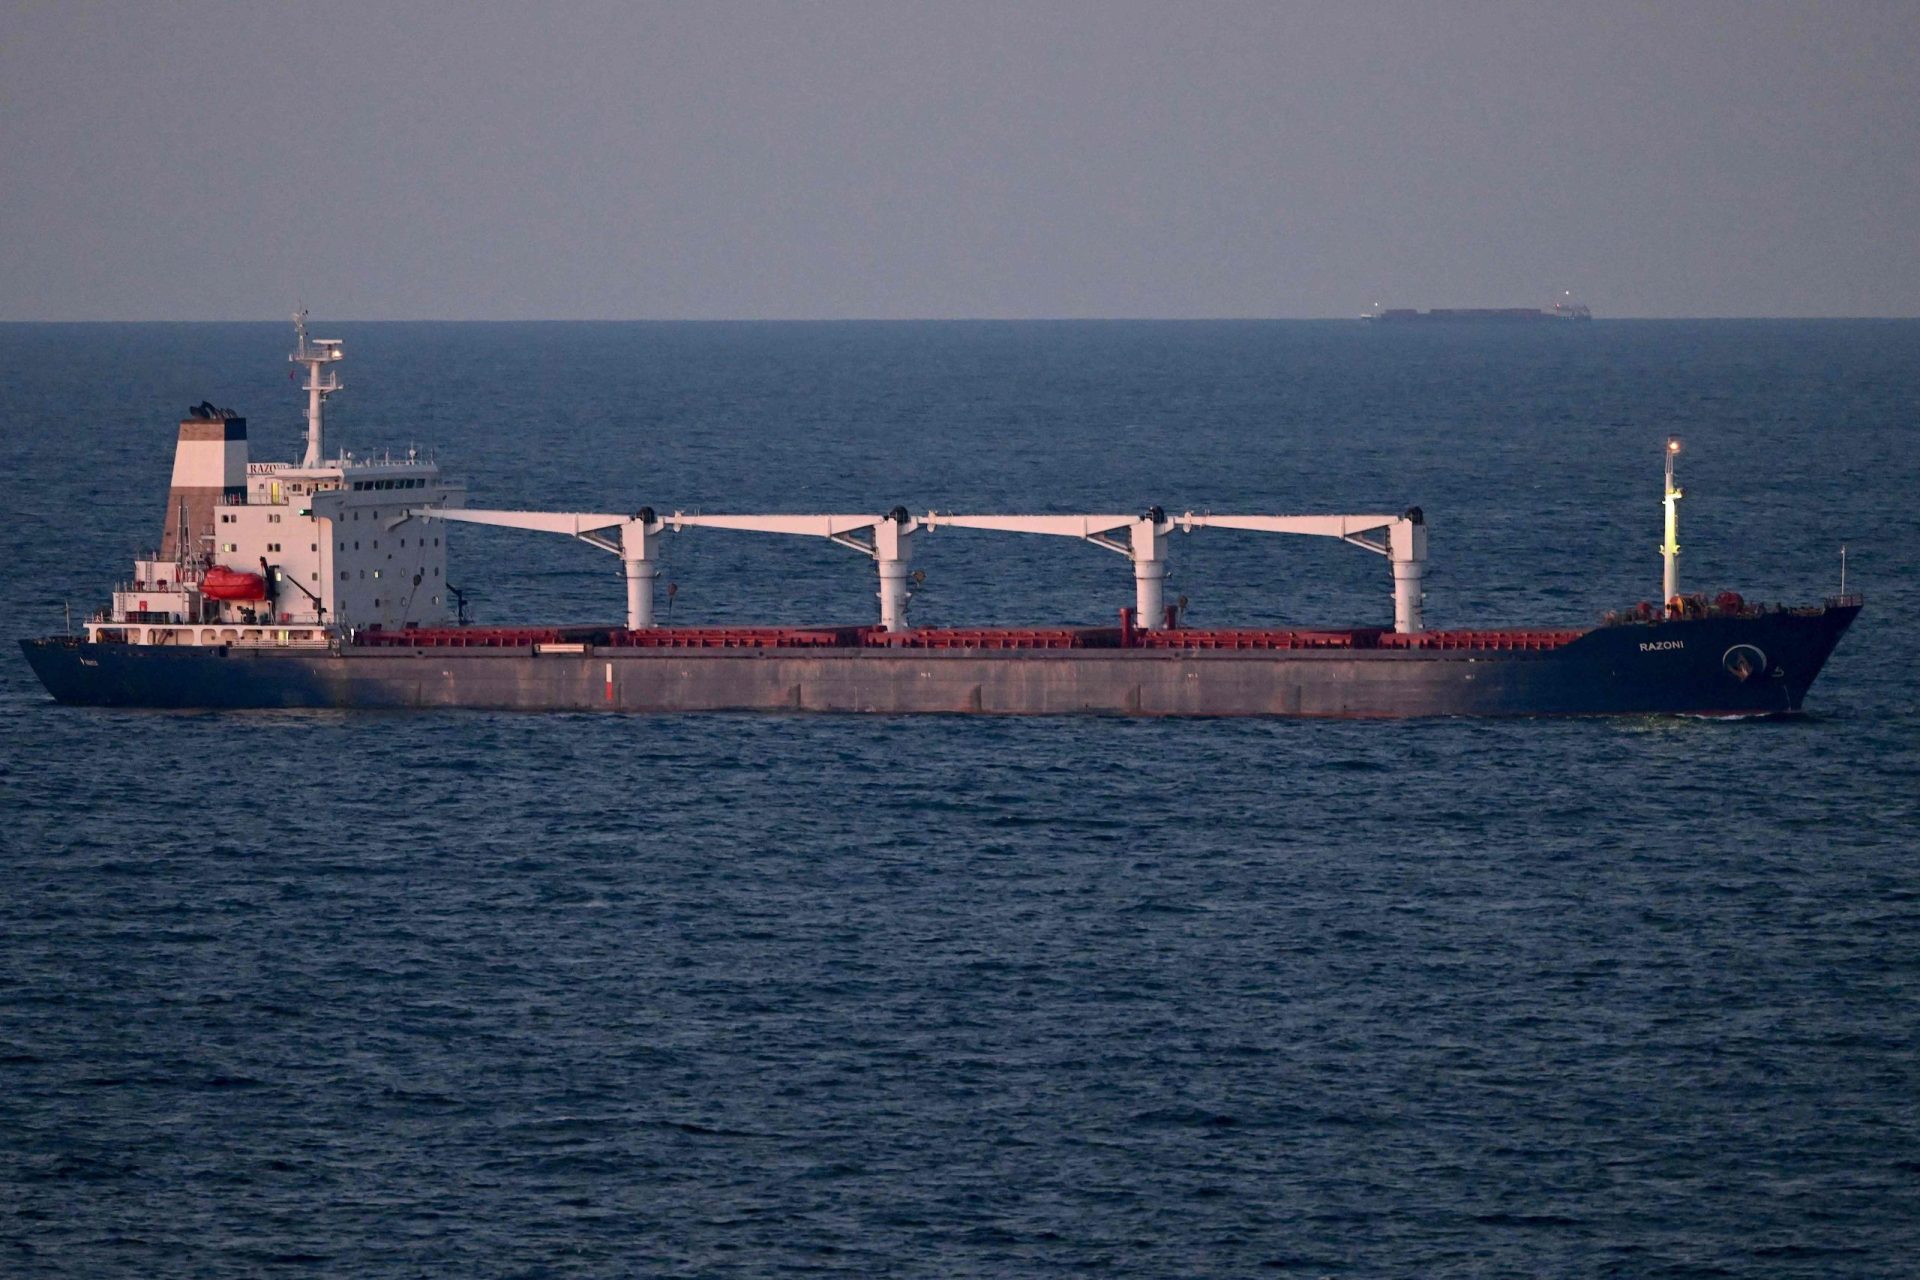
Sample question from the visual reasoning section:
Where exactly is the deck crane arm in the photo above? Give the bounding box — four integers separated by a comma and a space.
407, 507, 666, 628
408, 507, 925, 631
665, 509, 921, 631
1176, 509, 1427, 633
923, 510, 1176, 627
924, 507, 1427, 633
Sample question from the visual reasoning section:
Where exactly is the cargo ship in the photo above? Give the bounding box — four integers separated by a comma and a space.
1366, 293, 1593, 323
20, 317, 1857, 716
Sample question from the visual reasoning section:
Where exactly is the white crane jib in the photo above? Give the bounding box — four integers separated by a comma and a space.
923, 508, 1427, 633
410, 506, 925, 631
408, 508, 667, 628
1174, 510, 1427, 634
922, 511, 1173, 627
665, 509, 920, 632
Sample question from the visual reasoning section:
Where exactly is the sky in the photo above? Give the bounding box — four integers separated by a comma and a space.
2, 1, 1915, 320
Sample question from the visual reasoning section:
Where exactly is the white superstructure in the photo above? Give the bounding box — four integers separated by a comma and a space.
87, 317, 466, 647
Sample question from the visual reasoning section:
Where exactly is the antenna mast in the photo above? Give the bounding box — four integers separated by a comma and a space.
291, 309, 344, 468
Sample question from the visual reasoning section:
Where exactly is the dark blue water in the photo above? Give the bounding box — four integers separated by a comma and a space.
3, 321, 1917, 1276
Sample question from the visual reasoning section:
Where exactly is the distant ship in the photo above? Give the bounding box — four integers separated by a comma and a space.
1365, 294, 1592, 323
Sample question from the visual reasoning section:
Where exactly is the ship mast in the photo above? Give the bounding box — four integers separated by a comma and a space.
1662, 435, 1682, 611
291, 309, 344, 468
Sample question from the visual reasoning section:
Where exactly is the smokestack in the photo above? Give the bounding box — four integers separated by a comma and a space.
159, 406, 248, 561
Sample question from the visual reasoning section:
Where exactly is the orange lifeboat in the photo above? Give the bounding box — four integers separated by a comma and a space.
201, 565, 269, 601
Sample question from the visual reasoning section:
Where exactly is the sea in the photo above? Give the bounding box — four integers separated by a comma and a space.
1, 319, 1916, 1277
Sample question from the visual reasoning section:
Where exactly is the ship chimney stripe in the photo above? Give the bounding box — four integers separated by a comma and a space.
175, 419, 248, 442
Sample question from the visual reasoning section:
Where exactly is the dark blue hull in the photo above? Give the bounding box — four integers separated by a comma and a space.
20, 604, 1859, 717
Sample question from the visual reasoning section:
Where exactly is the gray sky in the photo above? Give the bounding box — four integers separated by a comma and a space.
3, 1, 1915, 319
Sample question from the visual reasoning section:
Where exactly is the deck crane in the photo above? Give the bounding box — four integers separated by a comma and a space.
921, 511, 1175, 627
1173, 509, 1427, 634
924, 508, 1427, 633
662, 509, 920, 632
405, 508, 668, 628
408, 503, 1424, 633
408, 507, 924, 631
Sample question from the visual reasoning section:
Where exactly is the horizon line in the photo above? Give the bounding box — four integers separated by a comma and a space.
3, 313, 1917, 324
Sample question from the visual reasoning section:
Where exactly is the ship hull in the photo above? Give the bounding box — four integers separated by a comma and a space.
21, 606, 1858, 717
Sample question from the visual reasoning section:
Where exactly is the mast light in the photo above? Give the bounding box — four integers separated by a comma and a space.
1662, 436, 1683, 610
